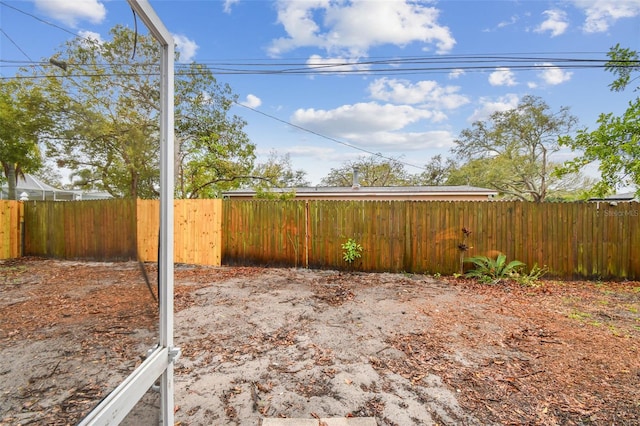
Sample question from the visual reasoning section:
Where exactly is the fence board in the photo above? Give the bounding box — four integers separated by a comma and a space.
0, 201, 22, 259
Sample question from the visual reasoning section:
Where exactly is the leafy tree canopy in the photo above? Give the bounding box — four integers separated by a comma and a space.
320, 156, 413, 187
0, 78, 54, 199
411, 154, 457, 186
451, 95, 582, 202
558, 98, 640, 197
37, 25, 253, 199
557, 45, 640, 197
605, 43, 640, 92
250, 151, 309, 199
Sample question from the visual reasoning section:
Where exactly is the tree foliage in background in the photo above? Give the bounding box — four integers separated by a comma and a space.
605, 43, 640, 92
320, 156, 413, 187
175, 62, 255, 198
250, 151, 309, 199
557, 45, 640, 197
40, 26, 253, 199
411, 154, 457, 186
0, 78, 55, 199
452, 95, 581, 202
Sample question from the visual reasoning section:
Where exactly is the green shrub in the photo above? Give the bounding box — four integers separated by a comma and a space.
341, 238, 363, 264
464, 253, 525, 284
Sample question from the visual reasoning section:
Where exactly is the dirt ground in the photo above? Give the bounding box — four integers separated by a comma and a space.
1, 258, 639, 426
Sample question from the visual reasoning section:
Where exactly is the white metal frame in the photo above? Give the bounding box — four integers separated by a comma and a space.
78, 1, 177, 424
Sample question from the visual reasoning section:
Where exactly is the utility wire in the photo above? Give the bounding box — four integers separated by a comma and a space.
235, 101, 428, 172
0, 63, 619, 80
0, 54, 624, 69
0, 28, 36, 64
0, 1, 79, 38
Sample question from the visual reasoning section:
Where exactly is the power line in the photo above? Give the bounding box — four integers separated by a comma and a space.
0, 1, 81, 38
0, 28, 36, 64
0, 0, 112, 72
235, 101, 428, 172
0, 54, 625, 69
0, 62, 621, 80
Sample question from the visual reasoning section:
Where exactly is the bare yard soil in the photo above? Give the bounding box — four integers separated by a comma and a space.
1, 258, 639, 425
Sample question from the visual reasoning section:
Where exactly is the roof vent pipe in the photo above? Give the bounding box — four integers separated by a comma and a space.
352, 167, 360, 189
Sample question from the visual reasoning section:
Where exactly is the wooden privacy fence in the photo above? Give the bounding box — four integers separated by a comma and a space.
4, 199, 638, 279
17, 199, 222, 265
22, 199, 137, 260
0, 201, 23, 259
223, 200, 640, 279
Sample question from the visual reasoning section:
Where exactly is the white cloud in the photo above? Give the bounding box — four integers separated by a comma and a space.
286, 145, 339, 160
448, 69, 465, 79
223, 0, 240, 14
290, 102, 452, 150
538, 63, 573, 85
346, 130, 455, 150
292, 102, 437, 136
306, 54, 371, 74
535, 9, 569, 37
268, 0, 455, 57
241, 94, 262, 108
488, 67, 517, 86
368, 77, 469, 110
497, 15, 519, 29
468, 94, 519, 123
173, 34, 199, 63
34, 0, 106, 27
573, 0, 640, 33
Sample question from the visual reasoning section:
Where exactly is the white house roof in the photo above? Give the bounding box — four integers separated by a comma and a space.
223, 185, 498, 199
0, 174, 112, 201
589, 192, 639, 202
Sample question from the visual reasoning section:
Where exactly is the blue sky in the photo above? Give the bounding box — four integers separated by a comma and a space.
1, 0, 639, 185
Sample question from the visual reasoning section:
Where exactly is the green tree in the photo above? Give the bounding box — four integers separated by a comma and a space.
557, 45, 640, 197
41, 26, 253, 199
411, 155, 457, 186
605, 43, 640, 92
558, 99, 639, 197
175, 63, 255, 198
321, 156, 412, 187
452, 95, 580, 202
250, 151, 309, 199
0, 79, 53, 199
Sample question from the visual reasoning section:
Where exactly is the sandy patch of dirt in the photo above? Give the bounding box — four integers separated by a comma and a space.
1, 258, 639, 425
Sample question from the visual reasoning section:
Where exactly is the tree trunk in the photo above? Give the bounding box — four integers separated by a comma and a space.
3, 162, 18, 200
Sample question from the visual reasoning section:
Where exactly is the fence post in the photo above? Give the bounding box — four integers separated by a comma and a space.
305, 200, 310, 268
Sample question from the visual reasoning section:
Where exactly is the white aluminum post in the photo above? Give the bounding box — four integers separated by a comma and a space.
156, 9, 177, 426
78, 1, 176, 425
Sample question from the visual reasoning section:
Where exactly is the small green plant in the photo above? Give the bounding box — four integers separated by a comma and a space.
341, 238, 363, 264
464, 253, 525, 284
513, 263, 548, 287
